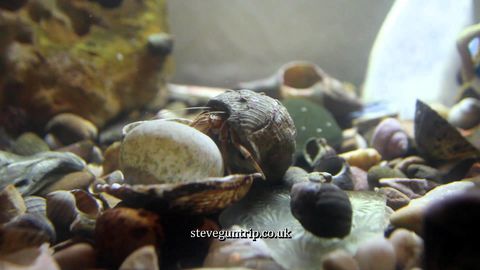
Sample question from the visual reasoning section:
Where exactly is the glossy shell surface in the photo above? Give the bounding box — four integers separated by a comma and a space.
206, 89, 296, 181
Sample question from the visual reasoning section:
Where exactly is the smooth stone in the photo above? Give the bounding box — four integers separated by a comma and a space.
423, 188, 480, 270
322, 249, 359, 270
119, 245, 159, 270
53, 243, 97, 270
388, 229, 423, 270
350, 166, 369, 191
392, 155, 426, 174
367, 165, 406, 188
406, 164, 443, 182
339, 148, 381, 171
10, 132, 49, 156
120, 120, 223, 185
377, 187, 410, 210
354, 237, 396, 270
37, 171, 95, 196
45, 113, 98, 146
448, 97, 480, 129
390, 180, 475, 234
379, 178, 437, 199
57, 140, 96, 163
102, 141, 121, 175
0, 185, 26, 224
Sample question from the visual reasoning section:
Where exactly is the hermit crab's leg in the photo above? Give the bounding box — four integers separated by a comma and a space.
218, 123, 233, 175
190, 111, 212, 133
229, 129, 266, 179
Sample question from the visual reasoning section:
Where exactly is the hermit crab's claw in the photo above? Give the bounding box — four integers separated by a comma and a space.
251, 172, 266, 181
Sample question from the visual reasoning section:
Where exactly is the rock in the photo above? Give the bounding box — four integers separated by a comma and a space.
379, 178, 437, 199
354, 237, 396, 270
448, 97, 480, 129
0, 185, 26, 224
388, 229, 422, 270
423, 188, 480, 270
322, 249, 359, 270
377, 187, 410, 210
406, 164, 443, 182
45, 114, 98, 145
102, 141, 121, 175
0, 0, 171, 129
53, 243, 97, 270
339, 148, 382, 171
390, 180, 475, 234
10, 132, 49, 156
119, 245, 160, 270
350, 166, 369, 191
37, 171, 95, 196
367, 165, 406, 188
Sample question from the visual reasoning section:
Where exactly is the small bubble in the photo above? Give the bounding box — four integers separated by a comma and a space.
301, 107, 308, 112
316, 128, 322, 133
116, 53, 124, 61
326, 122, 332, 127
300, 126, 306, 131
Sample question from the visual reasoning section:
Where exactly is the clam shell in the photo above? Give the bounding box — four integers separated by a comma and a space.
96, 174, 258, 214
414, 100, 480, 160
24, 196, 46, 217
3, 213, 56, 243
0, 151, 86, 195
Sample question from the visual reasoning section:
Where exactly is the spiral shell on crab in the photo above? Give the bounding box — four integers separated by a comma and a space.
314, 155, 354, 190
370, 118, 409, 160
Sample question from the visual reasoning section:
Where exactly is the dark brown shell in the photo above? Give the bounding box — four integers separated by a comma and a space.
96, 174, 258, 215
414, 100, 479, 160
206, 89, 296, 181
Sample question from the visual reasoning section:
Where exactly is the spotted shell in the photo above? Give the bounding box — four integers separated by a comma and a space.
96, 174, 260, 215
206, 89, 296, 181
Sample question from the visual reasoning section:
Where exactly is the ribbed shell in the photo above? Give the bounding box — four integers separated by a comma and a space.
207, 90, 296, 181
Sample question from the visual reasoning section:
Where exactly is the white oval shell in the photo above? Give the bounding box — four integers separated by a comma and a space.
120, 120, 223, 185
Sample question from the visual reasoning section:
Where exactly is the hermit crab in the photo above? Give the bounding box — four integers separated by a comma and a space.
96, 90, 295, 215
191, 89, 297, 181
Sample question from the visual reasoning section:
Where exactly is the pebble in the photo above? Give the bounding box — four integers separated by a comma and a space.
379, 178, 437, 199
10, 132, 49, 155
53, 243, 97, 270
45, 113, 98, 146
323, 249, 359, 270
447, 97, 480, 129
37, 171, 95, 196
354, 237, 396, 270
0, 185, 26, 224
388, 229, 423, 270
367, 165, 406, 188
350, 166, 369, 191
406, 164, 443, 182
102, 141, 121, 175
377, 187, 410, 210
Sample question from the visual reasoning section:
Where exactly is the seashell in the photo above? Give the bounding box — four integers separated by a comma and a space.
37, 171, 95, 196
392, 155, 426, 173
303, 137, 337, 169
340, 128, 368, 153
339, 148, 381, 171
314, 156, 354, 190
414, 100, 480, 160
102, 141, 121, 175
405, 164, 443, 182
322, 249, 359, 270
0, 151, 86, 196
203, 226, 284, 270
119, 245, 159, 270
377, 187, 410, 210
3, 213, 56, 243
423, 188, 480, 270
354, 237, 396, 270
367, 165, 406, 188
120, 120, 224, 185
95, 207, 163, 268
447, 97, 480, 129
46, 190, 102, 240
198, 89, 297, 181
10, 132, 49, 156
388, 229, 423, 270
53, 243, 96, 270
24, 196, 46, 217
379, 178, 438, 199
290, 181, 352, 238
370, 118, 409, 160
390, 180, 475, 234
0, 243, 60, 270
283, 98, 341, 157
0, 184, 26, 224
45, 113, 98, 146
96, 174, 259, 215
